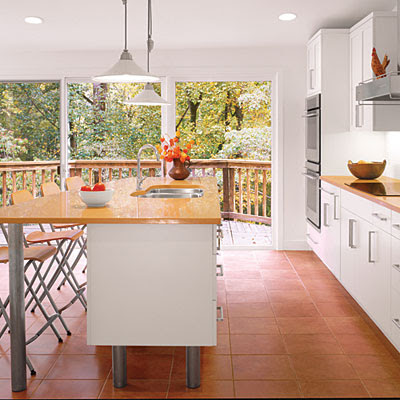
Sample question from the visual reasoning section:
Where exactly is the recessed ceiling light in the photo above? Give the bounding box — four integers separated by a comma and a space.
24, 16, 43, 24
279, 13, 297, 21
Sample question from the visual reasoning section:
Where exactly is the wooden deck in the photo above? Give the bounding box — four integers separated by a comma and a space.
0, 221, 272, 248
221, 220, 272, 247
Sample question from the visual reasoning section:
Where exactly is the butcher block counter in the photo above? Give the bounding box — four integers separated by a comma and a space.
0, 176, 222, 392
0, 177, 221, 225
320, 176, 400, 214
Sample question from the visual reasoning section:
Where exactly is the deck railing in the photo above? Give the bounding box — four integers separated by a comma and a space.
0, 159, 271, 224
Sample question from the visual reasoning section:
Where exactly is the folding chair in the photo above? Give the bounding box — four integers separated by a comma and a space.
11, 190, 87, 317
0, 245, 64, 375
40, 182, 88, 286
65, 176, 86, 192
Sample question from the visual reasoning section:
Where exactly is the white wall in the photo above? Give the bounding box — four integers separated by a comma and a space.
384, 132, 400, 178
322, 130, 387, 175
0, 45, 307, 250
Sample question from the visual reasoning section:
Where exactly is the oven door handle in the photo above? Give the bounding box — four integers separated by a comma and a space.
302, 113, 319, 118
302, 173, 319, 181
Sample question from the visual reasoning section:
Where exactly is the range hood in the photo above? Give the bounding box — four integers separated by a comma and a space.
356, 0, 400, 102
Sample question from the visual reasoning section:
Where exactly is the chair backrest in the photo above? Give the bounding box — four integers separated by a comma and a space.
65, 176, 85, 192
11, 190, 34, 205
41, 181, 60, 197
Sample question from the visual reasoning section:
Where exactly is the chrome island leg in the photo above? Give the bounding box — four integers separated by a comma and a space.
186, 346, 200, 389
112, 346, 127, 388
8, 224, 26, 392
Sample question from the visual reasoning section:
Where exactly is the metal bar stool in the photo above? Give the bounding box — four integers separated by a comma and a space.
10, 190, 87, 316
0, 245, 64, 375
40, 182, 88, 288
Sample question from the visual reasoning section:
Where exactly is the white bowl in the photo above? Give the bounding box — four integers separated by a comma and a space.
79, 189, 114, 208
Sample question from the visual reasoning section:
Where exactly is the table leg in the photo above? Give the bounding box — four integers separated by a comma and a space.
186, 346, 200, 389
112, 346, 127, 388
8, 224, 26, 392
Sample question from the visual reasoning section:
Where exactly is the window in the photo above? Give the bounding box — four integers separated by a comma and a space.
0, 82, 60, 161
68, 82, 162, 160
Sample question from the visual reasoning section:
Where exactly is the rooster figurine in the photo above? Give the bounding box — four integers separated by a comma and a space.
371, 48, 390, 79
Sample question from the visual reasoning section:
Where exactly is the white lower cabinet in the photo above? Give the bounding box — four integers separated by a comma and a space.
357, 224, 391, 335
391, 235, 400, 348
312, 183, 397, 350
320, 183, 341, 279
340, 205, 391, 336
340, 208, 360, 297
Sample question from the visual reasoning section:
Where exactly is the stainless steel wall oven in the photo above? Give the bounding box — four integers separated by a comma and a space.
304, 94, 321, 229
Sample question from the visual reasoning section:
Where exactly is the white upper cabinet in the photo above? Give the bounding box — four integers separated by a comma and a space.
306, 30, 350, 134
350, 12, 400, 131
307, 35, 321, 96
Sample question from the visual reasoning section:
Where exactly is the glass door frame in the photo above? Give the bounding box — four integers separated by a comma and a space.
163, 70, 282, 250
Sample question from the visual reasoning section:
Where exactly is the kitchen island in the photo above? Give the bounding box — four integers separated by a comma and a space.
0, 176, 221, 392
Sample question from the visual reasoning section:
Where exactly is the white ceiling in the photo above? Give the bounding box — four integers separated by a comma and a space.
0, 0, 396, 52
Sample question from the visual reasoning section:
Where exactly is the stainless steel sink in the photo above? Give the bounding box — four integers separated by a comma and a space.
137, 188, 204, 199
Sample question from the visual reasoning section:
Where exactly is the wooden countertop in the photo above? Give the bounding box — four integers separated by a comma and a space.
0, 177, 222, 224
321, 175, 400, 214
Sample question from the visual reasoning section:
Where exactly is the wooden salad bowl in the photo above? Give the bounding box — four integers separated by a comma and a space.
347, 160, 386, 180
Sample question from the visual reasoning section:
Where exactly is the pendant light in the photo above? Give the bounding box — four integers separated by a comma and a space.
124, 0, 170, 105
93, 0, 159, 83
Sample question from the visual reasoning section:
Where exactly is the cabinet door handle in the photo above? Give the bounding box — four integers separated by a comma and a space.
368, 231, 377, 263
393, 264, 400, 272
323, 203, 329, 227
306, 233, 318, 245
349, 219, 357, 248
393, 224, 400, 231
309, 69, 315, 90
393, 318, 400, 330
372, 212, 387, 222
216, 264, 224, 277
333, 195, 340, 220
216, 306, 224, 322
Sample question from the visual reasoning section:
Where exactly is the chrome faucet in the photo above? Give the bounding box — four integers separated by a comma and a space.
136, 144, 161, 191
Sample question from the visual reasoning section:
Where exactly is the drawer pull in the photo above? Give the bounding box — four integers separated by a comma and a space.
349, 219, 357, 249
393, 318, 400, 330
216, 306, 224, 322
393, 264, 400, 272
368, 231, 377, 263
393, 224, 400, 231
320, 187, 334, 196
323, 203, 329, 227
372, 212, 388, 222
333, 195, 339, 220
216, 264, 224, 277
306, 233, 318, 245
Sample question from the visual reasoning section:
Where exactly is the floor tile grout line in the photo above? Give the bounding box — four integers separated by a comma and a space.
97, 369, 111, 399
165, 348, 175, 399
283, 250, 394, 398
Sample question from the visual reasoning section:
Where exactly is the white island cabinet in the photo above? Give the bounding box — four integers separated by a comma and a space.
87, 224, 219, 346
310, 177, 400, 352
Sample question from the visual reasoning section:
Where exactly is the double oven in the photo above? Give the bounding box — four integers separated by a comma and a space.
303, 94, 321, 229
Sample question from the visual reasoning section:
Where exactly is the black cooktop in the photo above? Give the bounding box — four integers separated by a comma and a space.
345, 182, 400, 196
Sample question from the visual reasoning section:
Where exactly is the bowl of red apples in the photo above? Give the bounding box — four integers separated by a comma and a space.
79, 183, 114, 208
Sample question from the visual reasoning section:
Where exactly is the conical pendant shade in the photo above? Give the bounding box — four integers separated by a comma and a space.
93, 51, 160, 83
124, 83, 170, 105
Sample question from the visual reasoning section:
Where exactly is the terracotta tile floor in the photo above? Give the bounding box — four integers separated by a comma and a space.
0, 250, 400, 398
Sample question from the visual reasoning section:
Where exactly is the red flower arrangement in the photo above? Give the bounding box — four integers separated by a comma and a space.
156, 130, 195, 163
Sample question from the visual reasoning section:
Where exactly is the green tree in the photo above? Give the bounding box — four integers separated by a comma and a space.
0, 82, 59, 160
